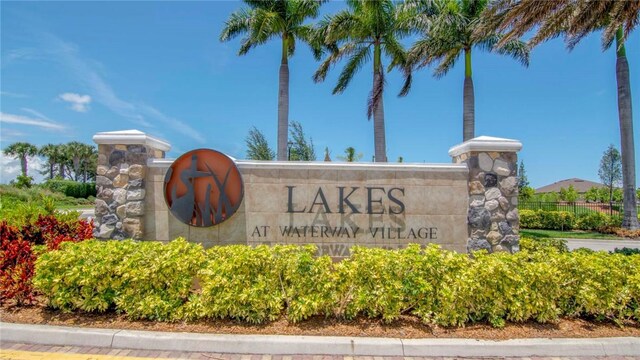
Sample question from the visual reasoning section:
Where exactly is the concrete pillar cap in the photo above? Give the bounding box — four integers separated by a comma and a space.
448, 136, 522, 158
93, 129, 171, 152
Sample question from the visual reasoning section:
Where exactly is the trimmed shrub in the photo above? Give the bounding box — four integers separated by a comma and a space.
33, 238, 640, 326
575, 212, 610, 231
520, 237, 569, 253
34, 240, 131, 312
115, 238, 204, 321
519, 209, 574, 230
191, 245, 334, 323
42, 180, 96, 199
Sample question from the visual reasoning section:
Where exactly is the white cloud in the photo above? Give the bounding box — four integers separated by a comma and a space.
0, 91, 28, 98
21, 108, 54, 122
59, 92, 92, 112
0, 153, 45, 184
42, 33, 205, 143
0, 112, 65, 130
0, 129, 26, 143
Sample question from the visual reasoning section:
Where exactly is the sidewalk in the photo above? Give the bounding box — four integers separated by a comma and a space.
564, 238, 640, 251
1, 322, 639, 357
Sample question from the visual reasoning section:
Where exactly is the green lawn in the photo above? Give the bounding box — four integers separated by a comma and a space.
520, 229, 624, 240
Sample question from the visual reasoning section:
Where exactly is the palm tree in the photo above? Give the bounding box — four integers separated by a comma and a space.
313, 0, 412, 163
485, 0, 639, 229
220, 0, 325, 161
406, 0, 529, 142
337, 146, 363, 162
3, 142, 38, 177
39, 144, 64, 180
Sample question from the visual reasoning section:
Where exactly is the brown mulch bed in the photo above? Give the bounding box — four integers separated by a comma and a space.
2, 302, 640, 340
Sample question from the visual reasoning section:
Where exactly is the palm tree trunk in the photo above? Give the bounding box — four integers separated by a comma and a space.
373, 44, 387, 163
277, 35, 290, 161
615, 29, 639, 230
50, 162, 55, 180
463, 49, 475, 142
20, 155, 27, 177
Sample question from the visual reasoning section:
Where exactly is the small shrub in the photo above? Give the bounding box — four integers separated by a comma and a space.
612, 247, 640, 256
520, 209, 574, 230
42, 180, 96, 199
34, 240, 134, 312
13, 175, 34, 189
0, 222, 36, 305
519, 209, 541, 229
520, 237, 569, 253
575, 212, 609, 231
115, 238, 205, 321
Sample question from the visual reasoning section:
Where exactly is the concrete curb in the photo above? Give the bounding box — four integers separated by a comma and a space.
1, 322, 639, 356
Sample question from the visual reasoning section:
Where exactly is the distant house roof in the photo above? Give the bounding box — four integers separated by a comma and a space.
536, 178, 605, 194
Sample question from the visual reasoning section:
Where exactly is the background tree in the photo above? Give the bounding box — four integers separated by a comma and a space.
584, 186, 601, 203
559, 185, 578, 204
485, 0, 638, 229
314, 0, 411, 162
517, 160, 529, 192
397, 156, 403, 163
288, 120, 316, 161
406, 0, 529, 141
323, 147, 331, 161
245, 126, 275, 160
220, 0, 325, 161
598, 144, 622, 204
38, 144, 64, 180
3, 142, 38, 178
337, 146, 363, 162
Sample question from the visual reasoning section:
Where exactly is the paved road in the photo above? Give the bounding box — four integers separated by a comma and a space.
1, 343, 634, 360
564, 238, 640, 251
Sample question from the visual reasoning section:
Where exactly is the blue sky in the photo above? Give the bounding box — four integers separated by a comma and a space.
1, 1, 638, 188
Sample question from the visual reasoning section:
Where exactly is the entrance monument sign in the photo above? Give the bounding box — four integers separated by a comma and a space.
93, 130, 521, 259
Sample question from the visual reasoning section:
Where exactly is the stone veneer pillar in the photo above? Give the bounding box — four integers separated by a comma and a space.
449, 136, 523, 253
92, 130, 170, 240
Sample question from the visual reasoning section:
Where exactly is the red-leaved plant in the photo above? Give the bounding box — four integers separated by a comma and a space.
0, 216, 94, 304
0, 222, 37, 305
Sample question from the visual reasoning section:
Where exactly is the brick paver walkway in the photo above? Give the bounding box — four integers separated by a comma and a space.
2, 342, 639, 360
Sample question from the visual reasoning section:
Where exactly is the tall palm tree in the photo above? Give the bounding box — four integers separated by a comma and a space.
39, 143, 64, 180
3, 142, 38, 178
406, 0, 529, 142
313, 0, 412, 163
485, 0, 639, 229
220, 0, 325, 161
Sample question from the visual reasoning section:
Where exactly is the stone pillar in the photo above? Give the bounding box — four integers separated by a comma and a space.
92, 130, 170, 240
449, 136, 522, 253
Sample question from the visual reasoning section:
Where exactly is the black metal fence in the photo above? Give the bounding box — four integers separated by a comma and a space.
518, 201, 623, 216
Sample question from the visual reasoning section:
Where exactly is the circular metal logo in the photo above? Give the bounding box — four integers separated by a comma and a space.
164, 149, 243, 227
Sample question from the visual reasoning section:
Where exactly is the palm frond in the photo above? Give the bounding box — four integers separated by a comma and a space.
493, 38, 530, 67
432, 49, 461, 78
220, 8, 254, 42
313, 43, 358, 83
334, 45, 371, 94
382, 34, 407, 71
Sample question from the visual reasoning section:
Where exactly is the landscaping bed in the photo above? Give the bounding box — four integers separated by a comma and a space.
2, 301, 639, 340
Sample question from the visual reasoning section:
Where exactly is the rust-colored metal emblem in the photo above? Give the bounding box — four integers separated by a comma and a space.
164, 149, 243, 227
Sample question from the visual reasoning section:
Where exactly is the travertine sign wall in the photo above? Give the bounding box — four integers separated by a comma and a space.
145, 160, 469, 258
94, 130, 521, 259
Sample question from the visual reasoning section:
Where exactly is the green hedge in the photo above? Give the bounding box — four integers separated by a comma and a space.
42, 180, 96, 199
33, 239, 640, 327
520, 209, 623, 231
